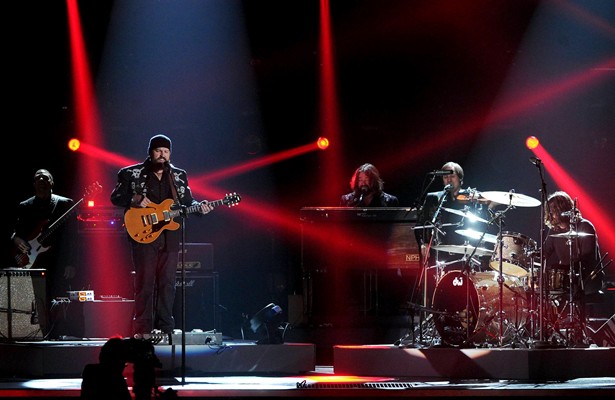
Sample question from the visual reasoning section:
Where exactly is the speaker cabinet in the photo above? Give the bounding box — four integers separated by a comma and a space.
0, 269, 46, 340
173, 271, 220, 331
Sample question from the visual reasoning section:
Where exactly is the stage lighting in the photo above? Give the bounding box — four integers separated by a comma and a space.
249, 303, 284, 344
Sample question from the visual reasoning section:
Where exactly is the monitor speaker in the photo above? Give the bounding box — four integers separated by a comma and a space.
0, 269, 46, 340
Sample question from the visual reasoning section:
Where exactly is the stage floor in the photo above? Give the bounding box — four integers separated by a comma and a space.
0, 338, 614, 398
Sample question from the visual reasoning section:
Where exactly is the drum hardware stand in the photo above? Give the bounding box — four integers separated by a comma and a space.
410, 185, 460, 347
501, 291, 531, 348
488, 204, 514, 348
395, 302, 441, 347
556, 199, 592, 347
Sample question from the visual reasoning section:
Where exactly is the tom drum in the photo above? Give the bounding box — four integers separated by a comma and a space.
490, 232, 537, 278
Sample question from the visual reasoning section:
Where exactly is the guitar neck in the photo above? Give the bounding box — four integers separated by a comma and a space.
39, 198, 84, 243
169, 199, 224, 218
37, 182, 102, 243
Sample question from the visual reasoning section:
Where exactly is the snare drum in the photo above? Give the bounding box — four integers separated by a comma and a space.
547, 267, 570, 295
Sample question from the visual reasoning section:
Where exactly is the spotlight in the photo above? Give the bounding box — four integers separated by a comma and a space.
249, 303, 284, 344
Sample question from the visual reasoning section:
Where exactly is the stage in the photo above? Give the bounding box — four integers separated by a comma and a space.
0, 335, 614, 399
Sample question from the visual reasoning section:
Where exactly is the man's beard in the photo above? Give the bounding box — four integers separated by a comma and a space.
152, 158, 167, 172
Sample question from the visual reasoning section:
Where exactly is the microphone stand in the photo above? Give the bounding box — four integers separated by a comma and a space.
179, 206, 187, 385
533, 160, 548, 346
167, 165, 188, 385
406, 179, 446, 346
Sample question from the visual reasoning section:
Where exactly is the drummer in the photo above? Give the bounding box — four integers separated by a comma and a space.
543, 191, 605, 305
415, 161, 497, 273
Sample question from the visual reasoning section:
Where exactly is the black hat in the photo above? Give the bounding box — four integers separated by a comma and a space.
148, 134, 172, 153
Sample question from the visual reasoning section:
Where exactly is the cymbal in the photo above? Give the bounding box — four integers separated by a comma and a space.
432, 244, 493, 257
550, 230, 594, 238
456, 193, 491, 203
480, 191, 541, 207
455, 229, 498, 244
442, 207, 489, 223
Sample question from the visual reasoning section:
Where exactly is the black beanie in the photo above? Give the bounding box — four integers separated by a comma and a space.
148, 134, 172, 153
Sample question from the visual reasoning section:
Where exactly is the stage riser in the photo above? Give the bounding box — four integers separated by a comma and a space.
0, 342, 315, 378
334, 345, 615, 380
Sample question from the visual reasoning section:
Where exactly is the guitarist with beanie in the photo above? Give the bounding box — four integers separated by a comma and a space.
110, 134, 214, 339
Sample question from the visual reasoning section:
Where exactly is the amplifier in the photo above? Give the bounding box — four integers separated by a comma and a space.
174, 271, 220, 331
0, 269, 46, 340
77, 205, 124, 233
177, 243, 214, 271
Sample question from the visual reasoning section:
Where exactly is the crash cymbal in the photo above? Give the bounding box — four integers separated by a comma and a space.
442, 207, 489, 223
550, 230, 595, 238
456, 193, 491, 203
432, 244, 493, 257
455, 229, 498, 244
480, 191, 541, 207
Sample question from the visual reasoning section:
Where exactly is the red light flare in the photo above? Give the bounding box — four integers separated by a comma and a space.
526, 136, 540, 150
381, 54, 615, 172
317, 137, 330, 150
319, 0, 343, 205
67, 0, 121, 305
192, 140, 322, 184
68, 140, 137, 169
530, 145, 615, 261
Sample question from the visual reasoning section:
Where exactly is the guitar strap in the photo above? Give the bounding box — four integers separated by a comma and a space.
167, 170, 180, 205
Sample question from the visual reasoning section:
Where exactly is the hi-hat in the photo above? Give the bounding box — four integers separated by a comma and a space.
455, 229, 498, 244
550, 230, 594, 238
442, 207, 489, 223
432, 244, 493, 257
480, 191, 541, 207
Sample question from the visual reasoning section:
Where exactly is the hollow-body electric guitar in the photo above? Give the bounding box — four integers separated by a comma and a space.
13, 181, 102, 269
124, 193, 241, 244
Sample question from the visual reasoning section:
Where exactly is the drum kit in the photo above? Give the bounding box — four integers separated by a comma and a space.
405, 189, 593, 349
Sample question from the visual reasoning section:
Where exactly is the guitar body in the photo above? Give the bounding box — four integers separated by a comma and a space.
124, 193, 241, 244
13, 234, 50, 268
124, 199, 181, 244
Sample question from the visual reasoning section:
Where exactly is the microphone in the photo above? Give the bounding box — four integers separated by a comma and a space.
31, 301, 39, 325
358, 187, 368, 205
529, 156, 541, 166
443, 183, 453, 192
564, 197, 578, 220
428, 170, 454, 176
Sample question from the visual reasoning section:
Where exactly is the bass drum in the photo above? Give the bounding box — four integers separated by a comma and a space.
432, 270, 528, 346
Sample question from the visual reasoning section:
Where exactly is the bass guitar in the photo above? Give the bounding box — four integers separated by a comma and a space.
124, 193, 241, 244
13, 181, 103, 268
